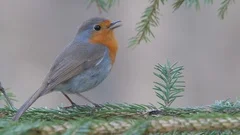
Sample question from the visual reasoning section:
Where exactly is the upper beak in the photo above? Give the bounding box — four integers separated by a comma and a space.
109, 20, 122, 30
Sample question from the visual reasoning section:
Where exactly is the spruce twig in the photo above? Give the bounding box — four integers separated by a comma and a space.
153, 61, 185, 107
87, 0, 118, 13
0, 82, 14, 109
218, 0, 235, 19
0, 106, 240, 134
87, 0, 236, 46
173, 0, 235, 20
128, 0, 161, 48
0, 91, 240, 134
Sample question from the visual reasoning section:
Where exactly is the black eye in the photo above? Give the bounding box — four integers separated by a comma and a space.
93, 25, 101, 31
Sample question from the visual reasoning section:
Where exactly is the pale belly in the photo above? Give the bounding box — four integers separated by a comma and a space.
54, 56, 112, 94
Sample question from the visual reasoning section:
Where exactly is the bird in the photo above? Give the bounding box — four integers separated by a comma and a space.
12, 17, 121, 121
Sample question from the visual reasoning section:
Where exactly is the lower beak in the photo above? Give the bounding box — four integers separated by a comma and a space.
109, 21, 122, 30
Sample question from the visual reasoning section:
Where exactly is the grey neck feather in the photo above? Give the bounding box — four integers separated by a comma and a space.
74, 29, 92, 43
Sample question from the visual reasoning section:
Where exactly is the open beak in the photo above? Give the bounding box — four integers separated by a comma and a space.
109, 20, 122, 30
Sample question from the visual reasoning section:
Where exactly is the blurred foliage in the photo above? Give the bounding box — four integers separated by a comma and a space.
87, 0, 236, 47
0, 100, 239, 134
0, 89, 17, 103
131, 0, 235, 47
218, 0, 235, 19
87, 0, 119, 13
0, 82, 16, 109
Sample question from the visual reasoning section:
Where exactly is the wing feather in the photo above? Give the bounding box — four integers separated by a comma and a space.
41, 41, 106, 94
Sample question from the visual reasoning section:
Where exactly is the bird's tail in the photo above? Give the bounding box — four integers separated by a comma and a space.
12, 87, 44, 121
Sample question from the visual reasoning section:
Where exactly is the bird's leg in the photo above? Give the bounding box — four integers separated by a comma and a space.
61, 92, 101, 110
62, 92, 101, 109
76, 93, 101, 108
76, 93, 102, 116
0, 82, 14, 109
61, 92, 79, 108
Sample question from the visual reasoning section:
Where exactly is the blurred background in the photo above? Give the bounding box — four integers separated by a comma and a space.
0, 0, 240, 108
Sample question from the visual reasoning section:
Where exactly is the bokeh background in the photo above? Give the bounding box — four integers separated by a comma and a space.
0, 0, 239, 108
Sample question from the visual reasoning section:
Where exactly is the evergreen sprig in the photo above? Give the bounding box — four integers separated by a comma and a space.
87, 0, 236, 47
0, 96, 240, 134
210, 99, 240, 114
0, 82, 16, 109
173, 0, 235, 19
218, 0, 235, 19
129, 0, 236, 47
153, 61, 185, 107
0, 103, 240, 134
128, 0, 161, 48
87, 0, 118, 13
173, 0, 201, 11
0, 91, 16, 108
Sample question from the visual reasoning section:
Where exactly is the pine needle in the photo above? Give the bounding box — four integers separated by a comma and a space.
172, 0, 235, 20
128, 0, 161, 48
173, 0, 201, 11
87, 0, 118, 13
153, 61, 185, 107
218, 0, 235, 19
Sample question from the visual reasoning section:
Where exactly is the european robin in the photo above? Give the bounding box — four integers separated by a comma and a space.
12, 17, 121, 121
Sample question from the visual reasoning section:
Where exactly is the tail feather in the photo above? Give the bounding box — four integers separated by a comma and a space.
12, 88, 44, 121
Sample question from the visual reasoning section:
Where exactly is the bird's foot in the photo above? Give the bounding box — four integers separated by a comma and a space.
86, 103, 103, 116
62, 103, 102, 110
92, 103, 102, 109
62, 103, 80, 109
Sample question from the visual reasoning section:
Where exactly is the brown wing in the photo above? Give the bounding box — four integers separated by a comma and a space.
40, 41, 106, 95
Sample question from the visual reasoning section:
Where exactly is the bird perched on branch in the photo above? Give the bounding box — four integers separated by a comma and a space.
13, 17, 121, 121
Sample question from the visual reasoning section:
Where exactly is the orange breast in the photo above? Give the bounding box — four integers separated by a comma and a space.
89, 30, 118, 64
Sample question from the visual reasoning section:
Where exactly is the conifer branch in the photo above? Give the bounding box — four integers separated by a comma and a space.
0, 82, 15, 109
87, 0, 118, 13
0, 97, 240, 134
153, 61, 185, 107
173, 0, 203, 11
87, 0, 236, 46
173, 0, 235, 20
40, 115, 240, 134
205, 0, 214, 4
218, 0, 235, 19
0, 106, 240, 134
128, 0, 161, 48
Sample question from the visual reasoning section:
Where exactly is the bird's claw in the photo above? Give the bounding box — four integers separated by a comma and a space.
62, 103, 102, 110
93, 103, 102, 109
62, 103, 80, 109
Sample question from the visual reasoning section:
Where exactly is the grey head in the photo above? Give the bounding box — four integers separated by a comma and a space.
74, 17, 121, 42
74, 17, 107, 42
77, 17, 108, 34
